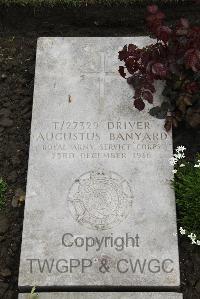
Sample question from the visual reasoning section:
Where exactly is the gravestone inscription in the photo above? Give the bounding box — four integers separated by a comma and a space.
19, 37, 180, 289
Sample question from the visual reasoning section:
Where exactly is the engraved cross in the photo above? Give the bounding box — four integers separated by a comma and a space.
81, 52, 117, 100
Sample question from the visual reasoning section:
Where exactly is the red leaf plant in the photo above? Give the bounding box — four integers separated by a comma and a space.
118, 5, 200, 130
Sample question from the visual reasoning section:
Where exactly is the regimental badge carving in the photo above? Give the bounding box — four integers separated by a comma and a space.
68, 170, 133, 230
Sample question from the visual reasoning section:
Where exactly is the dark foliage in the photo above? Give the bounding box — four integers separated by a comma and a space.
118, 4, 200, 130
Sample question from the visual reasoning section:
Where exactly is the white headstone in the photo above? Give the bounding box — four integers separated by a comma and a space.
18, 292, 183, 299
19, 37, 180, 289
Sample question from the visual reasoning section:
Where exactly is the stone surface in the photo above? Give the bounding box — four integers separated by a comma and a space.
19, 37, 180, 289
18, 292, 183, 299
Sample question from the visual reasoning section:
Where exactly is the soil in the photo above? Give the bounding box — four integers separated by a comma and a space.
0, 3, 200, 299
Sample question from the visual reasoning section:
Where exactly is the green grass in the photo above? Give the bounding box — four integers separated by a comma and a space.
0, 178, 7, 211
0, 0, 191, 7
29, 286, 38, 299
173, 154, 200, 240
